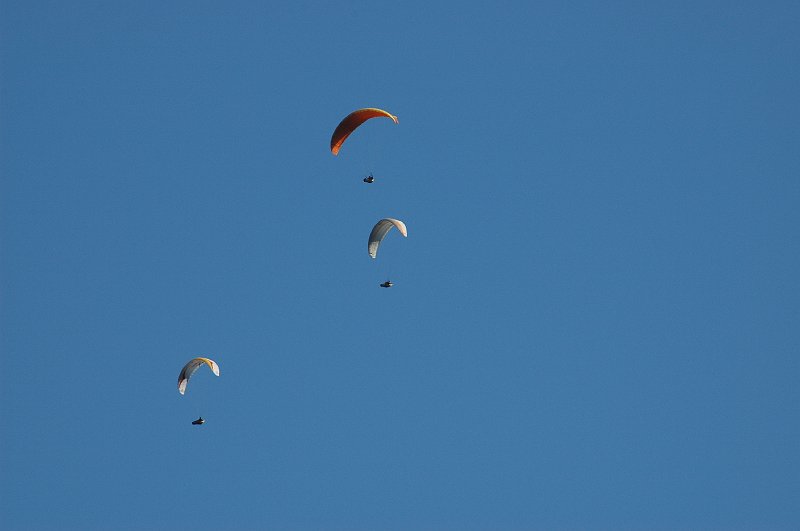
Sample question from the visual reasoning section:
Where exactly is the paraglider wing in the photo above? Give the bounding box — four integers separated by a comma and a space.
178, 357, 220, 395
368, 218, 407, 258
330, 108, 398, 155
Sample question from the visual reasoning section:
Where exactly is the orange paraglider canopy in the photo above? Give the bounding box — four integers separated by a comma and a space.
330, 108, 398, 155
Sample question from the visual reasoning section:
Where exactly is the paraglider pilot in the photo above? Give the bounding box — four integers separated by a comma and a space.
363, 174, 374, 183
192, 417, 205, 425
380, 280, 393, 288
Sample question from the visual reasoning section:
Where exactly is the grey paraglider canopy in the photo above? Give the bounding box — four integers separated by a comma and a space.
368, 218, 407, 259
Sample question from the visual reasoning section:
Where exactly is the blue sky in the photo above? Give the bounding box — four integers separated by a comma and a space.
1, 1, 798, 529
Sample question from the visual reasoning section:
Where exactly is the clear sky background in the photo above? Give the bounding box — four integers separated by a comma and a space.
1, 1, 798, 530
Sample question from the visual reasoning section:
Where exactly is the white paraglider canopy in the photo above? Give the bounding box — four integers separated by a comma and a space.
178, 357, 220, 395
368, 218, 407, 259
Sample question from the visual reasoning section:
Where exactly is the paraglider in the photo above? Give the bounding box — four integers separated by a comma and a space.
380, 280, 393, 288
178, 357, 219, 425
330, 108, 398, 156
363, 174, 375, 183
368, 218, 407, 259
178, 357, 220, 395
